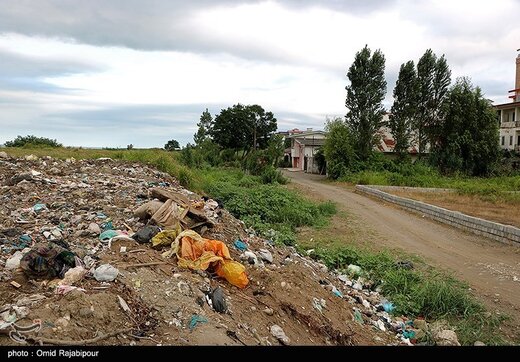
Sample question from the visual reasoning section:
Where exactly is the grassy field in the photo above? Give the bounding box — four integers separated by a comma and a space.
3, 146, 513, 345
338, 165, 520, 206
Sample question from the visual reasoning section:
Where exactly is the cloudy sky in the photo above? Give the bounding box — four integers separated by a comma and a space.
0, 0, 519, 148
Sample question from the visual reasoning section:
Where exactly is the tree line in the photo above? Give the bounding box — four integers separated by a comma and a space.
325, 45, 500, 178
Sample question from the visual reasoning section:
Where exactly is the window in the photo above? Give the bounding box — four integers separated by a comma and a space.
518, 135, 520, 147
501, 136, 505, 145
513, 112, 516, 122
510, 135, 513, 145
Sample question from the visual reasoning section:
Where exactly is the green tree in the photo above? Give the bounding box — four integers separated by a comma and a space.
265, 133, 285, 167
345, 45, 387, 161
416, 49, 451, 155
323, 118, 355, 179
211, 104, 277, 156
164, 139, 180, 151
5, 135, 62, 148
433, 77, 499, 176
389, 61, 419, 160
194, 108, 213, 146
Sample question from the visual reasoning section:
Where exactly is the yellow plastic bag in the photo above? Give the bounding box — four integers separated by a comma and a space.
216, 260, 249, 289
151, 228, 182, 247
162, 230, 249, 288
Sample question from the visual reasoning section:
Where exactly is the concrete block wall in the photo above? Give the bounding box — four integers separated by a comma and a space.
356, 185, 520, 245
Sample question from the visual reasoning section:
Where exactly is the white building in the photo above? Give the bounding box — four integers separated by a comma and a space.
286, 129, 326, 173
495, 51, 520, 152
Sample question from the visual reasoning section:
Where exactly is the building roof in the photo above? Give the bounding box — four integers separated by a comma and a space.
286, 130, 326, 138
493, 100, 520, 110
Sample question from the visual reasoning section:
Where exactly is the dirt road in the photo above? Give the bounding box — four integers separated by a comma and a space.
284, 170, 520, 320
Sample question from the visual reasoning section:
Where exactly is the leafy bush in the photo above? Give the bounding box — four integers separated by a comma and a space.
5, 135, 62, 148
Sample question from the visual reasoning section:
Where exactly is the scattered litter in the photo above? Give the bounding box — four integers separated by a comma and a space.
33, 204, 47, 213
382, 300, 395, 313
258, 249, 273, 264
5, 251, 25, 270
131, 225, 161, 244
10, 281, 21, 289
210, 287, 227, 313
117, 295, 131, 313
233, 239, 248, 251
270, 324, 290, 345
93, 264, 119, 282
189, 315, 208, 330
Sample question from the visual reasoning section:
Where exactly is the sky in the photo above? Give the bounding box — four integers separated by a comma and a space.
0, 0, 519, 148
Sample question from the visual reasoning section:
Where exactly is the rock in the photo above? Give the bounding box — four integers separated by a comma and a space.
434, 330, 461, 346
270, 324, 290, 345
413, 318, 428, 331
79, 307, 94, 317
0, 151, 8, 159
258, 249, 273, 264
25, 154, 38, 161
474, 341, 486, 346
263, 308, 274, 316
88, 223, 101, 235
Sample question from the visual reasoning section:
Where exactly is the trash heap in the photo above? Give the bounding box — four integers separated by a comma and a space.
0, 154, 464, 346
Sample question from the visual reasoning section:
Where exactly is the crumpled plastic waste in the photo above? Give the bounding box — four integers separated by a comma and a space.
163, 230, 248, 288
132, 225, 161, 244
233, 239, 247, 251
210, 287, 227, 313
93, 264, 119, 282
99, 230, 119, 241
188, 315, 208, 330
151, 228, 181, 247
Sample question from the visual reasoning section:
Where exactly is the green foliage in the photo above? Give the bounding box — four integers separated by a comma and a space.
211, 103, 277, 153
389, 61, 418, 159
202, 171, 335, 245
194, 108, 213, 146
431, 77, 500, 176
323, 118, 355, 179
164, 139, 180, 151
5, 135, 62, 148
345, 45, 387, 161
260, 165, 288, 184
416, 49, 452, 155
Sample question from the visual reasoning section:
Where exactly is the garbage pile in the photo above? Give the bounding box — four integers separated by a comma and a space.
0, 154, 463, 346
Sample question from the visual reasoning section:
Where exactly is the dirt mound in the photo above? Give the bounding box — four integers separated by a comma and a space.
0, 155, 401, 346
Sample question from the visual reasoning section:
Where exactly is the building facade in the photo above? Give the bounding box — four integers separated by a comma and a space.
495, 51, 520, 152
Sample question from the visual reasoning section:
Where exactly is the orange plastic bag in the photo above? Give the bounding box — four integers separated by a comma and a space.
165, 230, 249, 288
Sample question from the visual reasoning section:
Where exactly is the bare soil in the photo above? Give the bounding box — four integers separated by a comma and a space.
283, 170, 520, 342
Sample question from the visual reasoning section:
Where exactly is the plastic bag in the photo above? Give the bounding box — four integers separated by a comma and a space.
151, 228, 181, 247
215, 260, 249, 289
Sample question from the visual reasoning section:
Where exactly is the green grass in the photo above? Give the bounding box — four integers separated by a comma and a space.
299, 243, 508, 345
195, 167, 336, 245
339, 166, 520, 203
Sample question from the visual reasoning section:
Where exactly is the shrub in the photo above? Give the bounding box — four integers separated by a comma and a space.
5, 135, 62, 148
